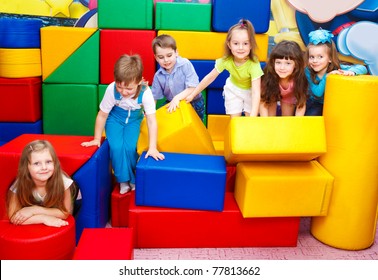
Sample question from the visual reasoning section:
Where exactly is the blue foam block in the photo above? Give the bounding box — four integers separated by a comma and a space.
0, 120, 42, 144
212, 0, 271, 33
136, 151, 227, 211
72, 140, 112, 243
207, 88, 226, 115
191, 60, 228, 89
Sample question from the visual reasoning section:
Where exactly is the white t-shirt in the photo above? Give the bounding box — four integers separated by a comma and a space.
100, 82, 156, 115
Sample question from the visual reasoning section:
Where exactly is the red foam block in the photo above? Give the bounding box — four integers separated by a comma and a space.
0, 77, 41, 122
0, 215, 76, 260
100, 29, 156, 85
111, 184, 132, 227
129, 192, 300, 248
73, 228, 134, 260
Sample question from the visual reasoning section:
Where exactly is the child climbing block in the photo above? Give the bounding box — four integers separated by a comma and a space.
40, 26, 97, 81
0, 48, 41, 78
155, 2, 211, 31
129, 192, 300, 248
158, 30, 269, 61
207, 114, 230, 155
0, 77, 41, 122
137, 101, 216, 155
100, 29, 156, 85
212, 0, 271, 33
224, 117, 327, 164
73, 228, 134, 260
98, 0, 153, 29
136, 151, 226, 211
44, 30, 99, 84
42, 84, 98, 136
234, 161, 334, 218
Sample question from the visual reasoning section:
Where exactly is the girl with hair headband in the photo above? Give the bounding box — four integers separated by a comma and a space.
305, 29, 367, 116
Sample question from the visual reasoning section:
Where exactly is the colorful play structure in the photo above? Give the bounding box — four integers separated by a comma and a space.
0, 0, 377, 260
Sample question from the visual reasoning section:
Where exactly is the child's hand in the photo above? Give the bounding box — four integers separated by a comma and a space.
145, 148, 165, 161
166, 96, 180, 113
329, 69, 355, 76
81, 139, 101, 147
43, 216, 69, 227
10, 207, 34, 225
185, 94, 194, 103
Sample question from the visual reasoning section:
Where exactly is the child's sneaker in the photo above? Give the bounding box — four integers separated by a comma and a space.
130, 183, 135, 191
120, 182, 131, 194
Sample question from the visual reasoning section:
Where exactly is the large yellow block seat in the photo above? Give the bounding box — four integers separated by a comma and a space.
224, 116, 326, 164
207, 114, 230, 156
137, 101, 216, 155
234, 161, 334, 217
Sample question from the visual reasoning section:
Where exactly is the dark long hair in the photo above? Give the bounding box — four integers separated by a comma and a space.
261, 40, 308, 108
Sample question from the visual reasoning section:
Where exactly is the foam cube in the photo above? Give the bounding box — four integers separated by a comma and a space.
0, 121, 42, 146
207, 114, 230, 155
98, 0, 153, 29
136, 151, 226, 211
137, 101, 216, 155
235, 161, 334, 217
40, 26, 97, 81
206, 88, 226, 115
0, 77, 41, 122
224, 117, 327, 164
73, 228, 133, 260
111, 184, 132, 227
155, 2, 211, 31
100, 29, 156, 85
129, 192, 300, 248
191, 60, 229, 88
158, 30, 268, 61
42, 84, 98, 136
212, 0, 271, 33
44, 30, 99, 84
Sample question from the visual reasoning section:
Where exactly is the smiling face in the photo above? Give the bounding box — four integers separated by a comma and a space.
28, 149, 54, 187
227, 29, 252, 64
274, 58, 296, 80
154, 46, 178, 73
308, 44, 331, 76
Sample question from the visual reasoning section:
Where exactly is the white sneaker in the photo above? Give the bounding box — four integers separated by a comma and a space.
119, 182, 131, 194
130, 183, 135, 191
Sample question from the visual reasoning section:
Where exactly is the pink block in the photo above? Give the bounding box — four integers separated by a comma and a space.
100, 29, 156, 85
0, 77, 41, 122
129, 192, 300, 248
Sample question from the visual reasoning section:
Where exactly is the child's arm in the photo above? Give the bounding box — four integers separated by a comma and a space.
166, 87, 195, 112
295, 104, 306, 116
250, 77, 261, 117
259, 102, 269, 117
81, 110, 108, 147
186, 68, 219, 102
334, 64, 368, 76
145, 113, 165, 161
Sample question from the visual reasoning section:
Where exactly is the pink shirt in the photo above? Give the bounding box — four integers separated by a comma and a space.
279, 80, 297, 105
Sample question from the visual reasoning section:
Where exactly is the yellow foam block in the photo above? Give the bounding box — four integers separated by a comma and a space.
137, 101, 216, 155
234, 161, 334, 217
40, 26, 97, 81
207, 114, 230, 156
224, 116, 326, 164
0, 48, 41, 78
312, 75, 378, 250
158, 30, 269, 61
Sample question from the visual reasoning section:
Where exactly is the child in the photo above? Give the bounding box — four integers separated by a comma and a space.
186, 19, 263, 117
7, 140, 76, 227
305, 29, 368, 116
81, 54, 165, 194
260, 40, 308, 116
151, 34, 205, 121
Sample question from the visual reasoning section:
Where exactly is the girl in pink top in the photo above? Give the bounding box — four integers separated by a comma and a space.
260, 40, 308, 116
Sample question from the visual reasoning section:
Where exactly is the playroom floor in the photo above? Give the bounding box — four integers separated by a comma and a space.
129, 217, 378, 260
